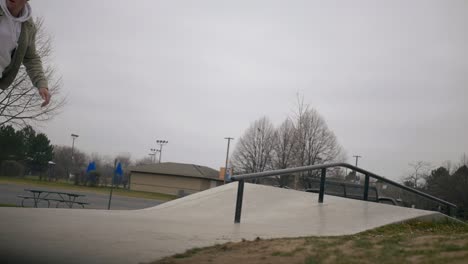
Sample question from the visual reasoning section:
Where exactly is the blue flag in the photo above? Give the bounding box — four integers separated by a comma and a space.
113, 162, 123, 184
86, 161, 96, 174
115, 162, 123, 176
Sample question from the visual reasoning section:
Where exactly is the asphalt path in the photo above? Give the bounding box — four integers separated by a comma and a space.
0, 183, 164, 210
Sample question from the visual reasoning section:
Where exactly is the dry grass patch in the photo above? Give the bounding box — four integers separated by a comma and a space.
152, 219, 468, 264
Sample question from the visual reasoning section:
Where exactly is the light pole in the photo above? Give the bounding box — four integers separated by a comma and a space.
352, 155, 362, 183
156, 140, 168, 163
150, 148, 159, 163
353, 155, 361, 167
48, 161, 56, 181
224, 137, 234, 184
70, 134, 79, 183
108, 158, 118, 210
148, 153, 156, 163
71, 134, 79, 160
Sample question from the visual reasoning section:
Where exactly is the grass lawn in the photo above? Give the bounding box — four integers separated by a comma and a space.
0, 176, 175, 201
0, 203, 19, 207
153, 220, 468, 264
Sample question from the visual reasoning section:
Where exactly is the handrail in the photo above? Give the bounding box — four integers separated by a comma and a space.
230, 163, 456, 223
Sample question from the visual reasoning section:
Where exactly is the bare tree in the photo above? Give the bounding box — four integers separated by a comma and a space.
89, 152, 103, 169
404, 161, 431, 189
134, 156, 154, 166
460, 153, 467, 168
231, 97, 343, 189
291, 98, 342, 189
115, 153, 132, 168
100, 155, 116, 186
326, 150, 348, 180
231, 116, 275, 183
271, 118, 296, 187
442, 160, 453, 175
52, 145, 87, 180
0, 18, 65, 127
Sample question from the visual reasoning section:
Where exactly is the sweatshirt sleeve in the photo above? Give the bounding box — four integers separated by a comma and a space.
22, 25, 48, 89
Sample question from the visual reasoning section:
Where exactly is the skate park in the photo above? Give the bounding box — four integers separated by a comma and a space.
1, 0, 467, 263
0, 163, 457, 264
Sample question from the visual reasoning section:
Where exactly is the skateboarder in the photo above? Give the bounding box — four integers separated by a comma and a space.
0, 0, 50, 107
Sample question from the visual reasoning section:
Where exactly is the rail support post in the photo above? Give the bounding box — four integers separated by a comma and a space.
234, 180, 245, 223
318, 168, 326, 203
363, 173, 370, 201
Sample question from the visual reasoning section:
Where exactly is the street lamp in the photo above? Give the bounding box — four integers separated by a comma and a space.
71, 134, 79, 162
148, 153, 156, 163
70, 134, 79, 183
150, 148, 160, 163
48, 161, 56, 181
156, 140, 168, 163
224, 137, 234, 184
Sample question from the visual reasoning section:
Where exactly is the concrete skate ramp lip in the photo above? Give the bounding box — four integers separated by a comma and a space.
0, 183, 449, 264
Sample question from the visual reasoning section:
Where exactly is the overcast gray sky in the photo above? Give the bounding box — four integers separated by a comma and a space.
32, 0, 467, 180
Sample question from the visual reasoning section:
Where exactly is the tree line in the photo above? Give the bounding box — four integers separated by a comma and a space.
399, 159, 468, 219
231, 99, 345, 189
0, 125, 154, 187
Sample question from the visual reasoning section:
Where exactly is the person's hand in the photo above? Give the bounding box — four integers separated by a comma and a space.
38, 87, 51, 107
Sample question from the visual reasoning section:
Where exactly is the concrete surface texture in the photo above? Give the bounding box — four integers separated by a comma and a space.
0, 182, 446, 264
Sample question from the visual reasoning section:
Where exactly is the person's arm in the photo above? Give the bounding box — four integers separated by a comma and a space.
22, 25, 51, 107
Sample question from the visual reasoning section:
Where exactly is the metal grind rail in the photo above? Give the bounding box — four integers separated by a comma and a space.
230, 163, 457, 223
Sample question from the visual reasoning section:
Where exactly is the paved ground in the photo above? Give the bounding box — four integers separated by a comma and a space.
0, 183, 162, 209
0, 182, 448, 264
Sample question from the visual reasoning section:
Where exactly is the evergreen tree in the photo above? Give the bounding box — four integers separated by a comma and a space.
0, 125, 25, 162
28, 133, 54, 177
0, 125, 54, 177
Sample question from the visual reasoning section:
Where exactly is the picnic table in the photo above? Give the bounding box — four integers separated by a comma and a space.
17, 189, 89, 208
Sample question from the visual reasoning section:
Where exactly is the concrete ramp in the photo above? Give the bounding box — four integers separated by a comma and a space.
0, 183, 446, 264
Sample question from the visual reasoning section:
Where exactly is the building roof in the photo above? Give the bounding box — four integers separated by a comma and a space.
129, 162, 222, 181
